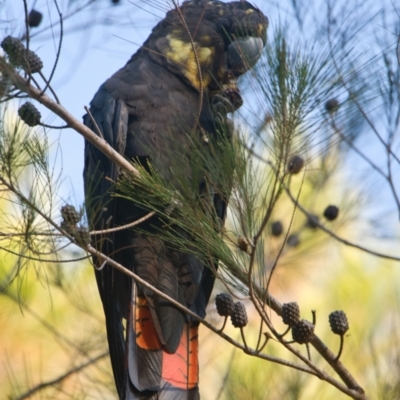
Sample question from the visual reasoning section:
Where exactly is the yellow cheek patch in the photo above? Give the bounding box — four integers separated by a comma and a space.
165, 35, 214, 90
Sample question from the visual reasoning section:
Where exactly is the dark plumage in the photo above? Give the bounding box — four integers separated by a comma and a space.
83, 1, 268, 399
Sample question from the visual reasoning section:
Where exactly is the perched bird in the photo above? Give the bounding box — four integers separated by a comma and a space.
83, 1, 268, 399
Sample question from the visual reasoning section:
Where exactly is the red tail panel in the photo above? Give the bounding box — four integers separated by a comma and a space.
135, 296, 162, 350
133, 295, 199, 392
161, 324, 199, 390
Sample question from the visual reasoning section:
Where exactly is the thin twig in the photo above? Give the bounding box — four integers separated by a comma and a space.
265, 169, 305, 293
90, 211, 155, 235
0, 231, 63, 237
240, 327, 249, 351
306, 343, 312, 361
218, 316, 228, 332
15, 352, 108, 400
39, 0, 63, 103
84, 105, 104, 140
335, 335, 345, 361
0, 245, 90, 263
39, 122, 69, 129
39, 71, 60, 104
22, 0, 30, 56
284, 184, 400, 262
397, 34, 400, 66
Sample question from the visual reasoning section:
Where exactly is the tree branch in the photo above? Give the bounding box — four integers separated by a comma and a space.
0, 58, 139, 177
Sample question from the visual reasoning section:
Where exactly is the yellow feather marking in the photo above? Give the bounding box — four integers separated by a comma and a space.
165, 35, 214, 90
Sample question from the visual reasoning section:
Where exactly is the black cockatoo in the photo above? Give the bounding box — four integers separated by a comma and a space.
83, 1, 268, 399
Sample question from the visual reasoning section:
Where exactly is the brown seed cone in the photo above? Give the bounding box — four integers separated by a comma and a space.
1, 36, 43, 73
325, 98, 340, 114
18, 102, 41, 127
28, 9, 43, 28
1, 36, 25, 65
271, 220, 283, 237
323, 205, 339, 221
24, 49, 43, 73
329, 310, 349, 335
215, 293, 235, 317
231, 302, 248, 328
61, 205, 81, 226
292, 319, 314, 344
282, 302, 300, 327
287, 155, 304, 174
